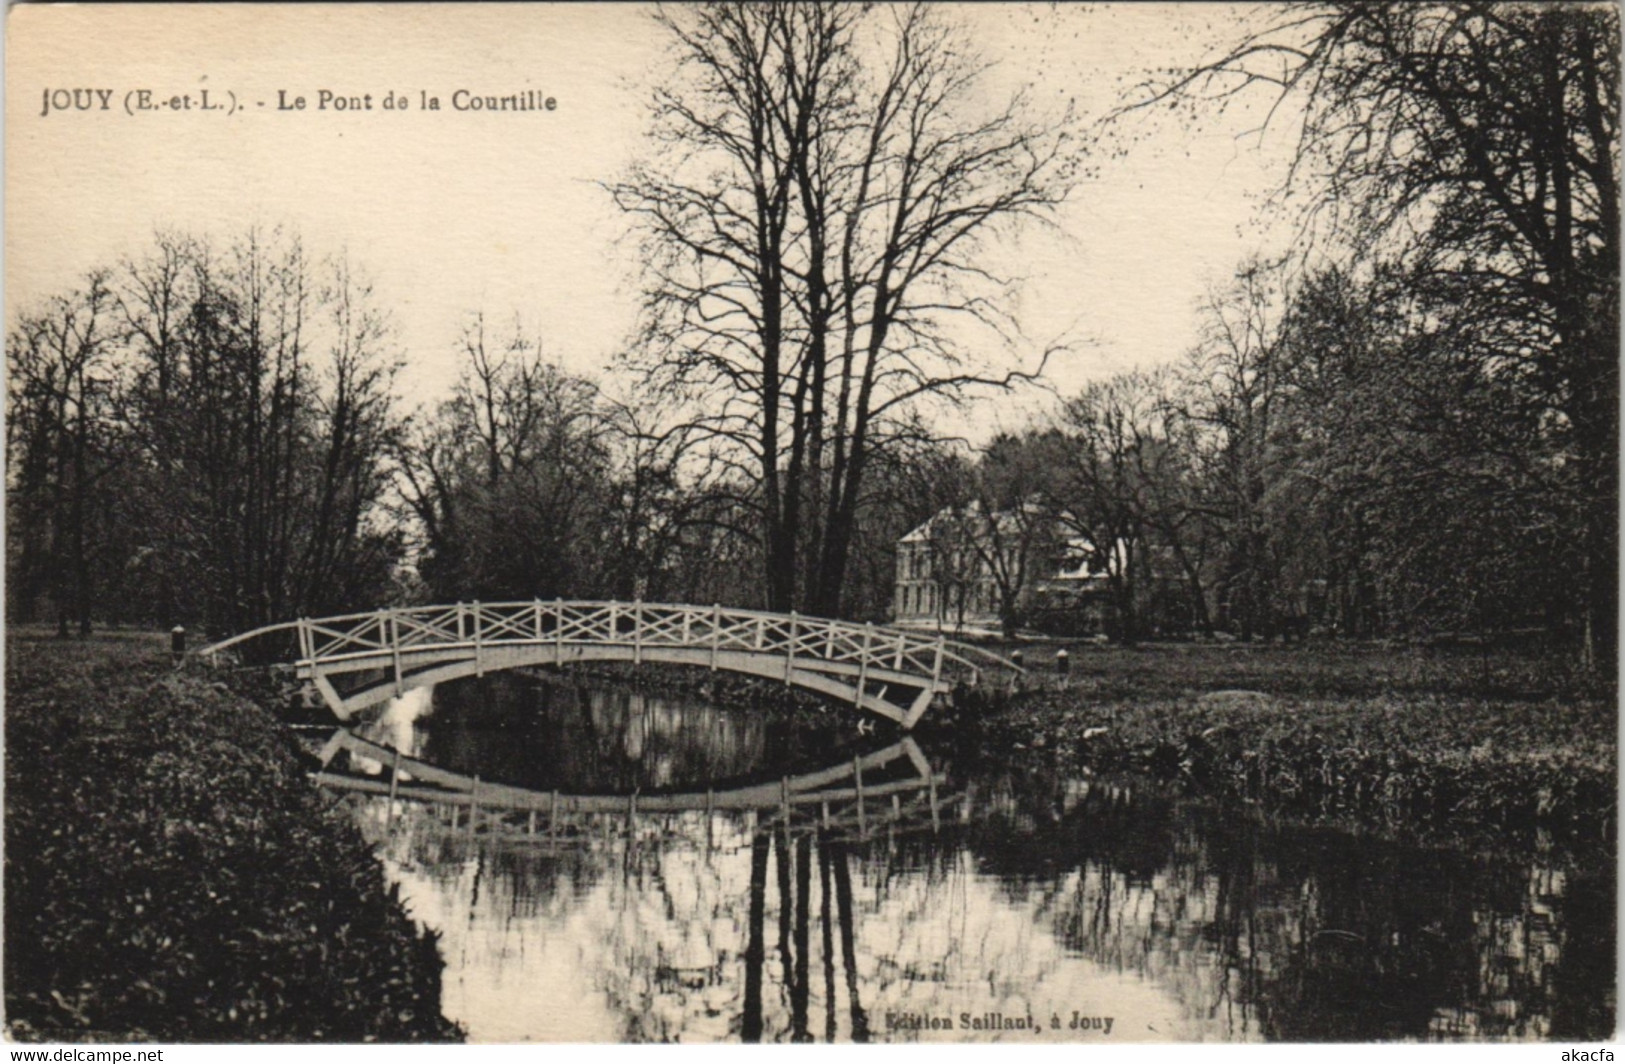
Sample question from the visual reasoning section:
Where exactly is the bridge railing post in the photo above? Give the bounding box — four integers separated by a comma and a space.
633, 599, 643, 665
472, 601, 483, 677
297, 617, 312, 666
555, 598, 565, 659
785, 611, 797, 683
710, 604, 721, 671
533, 599, 542, 644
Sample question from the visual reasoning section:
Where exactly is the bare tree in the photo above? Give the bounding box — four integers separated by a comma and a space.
611, 2, 1081, 616
1181, 262, 1295, 640
966, 433, 1069, 640
6, 272, 120, 635
395, 314, 615, 601
125, 231, 404, 636
1058, 370, 1215, 640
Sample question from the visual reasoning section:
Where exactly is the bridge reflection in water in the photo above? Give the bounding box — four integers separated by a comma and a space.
319, 677, 1612, 1044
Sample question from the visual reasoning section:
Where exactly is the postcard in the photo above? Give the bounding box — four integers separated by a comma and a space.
6, 2, 1616, 1049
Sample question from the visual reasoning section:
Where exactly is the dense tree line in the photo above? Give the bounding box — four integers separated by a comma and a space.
7, 3, 1613, 670
1133, 1, 1618, 661
4, 229, 932, 636
7, 230, 402, 641
968, 250, 1606, 648
24, 227, 1592, 652
932, 2, 1617, 658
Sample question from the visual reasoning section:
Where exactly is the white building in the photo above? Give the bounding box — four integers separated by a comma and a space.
892, 504, 1113, 634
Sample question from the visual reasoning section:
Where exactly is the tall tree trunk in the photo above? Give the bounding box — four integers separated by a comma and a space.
72, 394, 91, 636
1571, 316, 1618, 672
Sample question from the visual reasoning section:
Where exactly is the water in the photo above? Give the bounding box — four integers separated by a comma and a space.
337, 672, 1614, 1043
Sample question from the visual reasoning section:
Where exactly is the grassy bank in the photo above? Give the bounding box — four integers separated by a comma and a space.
940, 641, 1617, 853
4, 630, 462, 1042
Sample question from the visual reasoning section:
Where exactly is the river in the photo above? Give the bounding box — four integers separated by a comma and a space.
333, 671, 1613, 1043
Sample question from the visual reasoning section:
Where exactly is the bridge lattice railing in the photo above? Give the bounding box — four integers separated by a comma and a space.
204, 600, 1021, 685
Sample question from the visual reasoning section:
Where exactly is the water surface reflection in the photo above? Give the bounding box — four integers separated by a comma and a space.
340, 675, 1612, 1042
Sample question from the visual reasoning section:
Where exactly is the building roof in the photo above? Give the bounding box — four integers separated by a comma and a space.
898, 500, 1055, 545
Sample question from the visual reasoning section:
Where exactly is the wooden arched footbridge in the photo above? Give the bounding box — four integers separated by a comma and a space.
201, 600, 1021, 728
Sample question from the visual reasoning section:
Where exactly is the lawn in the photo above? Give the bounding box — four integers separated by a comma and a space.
944, 640, 1616, 852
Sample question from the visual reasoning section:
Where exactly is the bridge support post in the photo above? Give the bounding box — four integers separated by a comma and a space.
857, 623, 872, 700
386, 746, 401, 828
898, 635, 947, 729
928, 770, 940, 833
854, 757, 867, 839
902, 685, 935, 730
313, 674, 347, 718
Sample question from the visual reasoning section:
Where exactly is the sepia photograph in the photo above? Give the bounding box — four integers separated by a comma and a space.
3, 1, 1618, 1047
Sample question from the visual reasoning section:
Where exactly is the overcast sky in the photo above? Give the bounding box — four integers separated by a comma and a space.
7, 3, 1298, 432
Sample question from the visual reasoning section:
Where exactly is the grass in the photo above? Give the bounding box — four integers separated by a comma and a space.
941, 640, 1617, 853
985, 637, 1610, 701
4, 629, 463, 1042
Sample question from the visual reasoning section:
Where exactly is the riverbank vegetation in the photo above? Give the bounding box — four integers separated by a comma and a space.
4, 630, 462, 1042
941, 642, 1615, 855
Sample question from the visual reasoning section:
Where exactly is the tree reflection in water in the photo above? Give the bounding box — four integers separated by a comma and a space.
346, 678, 1612, 1043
